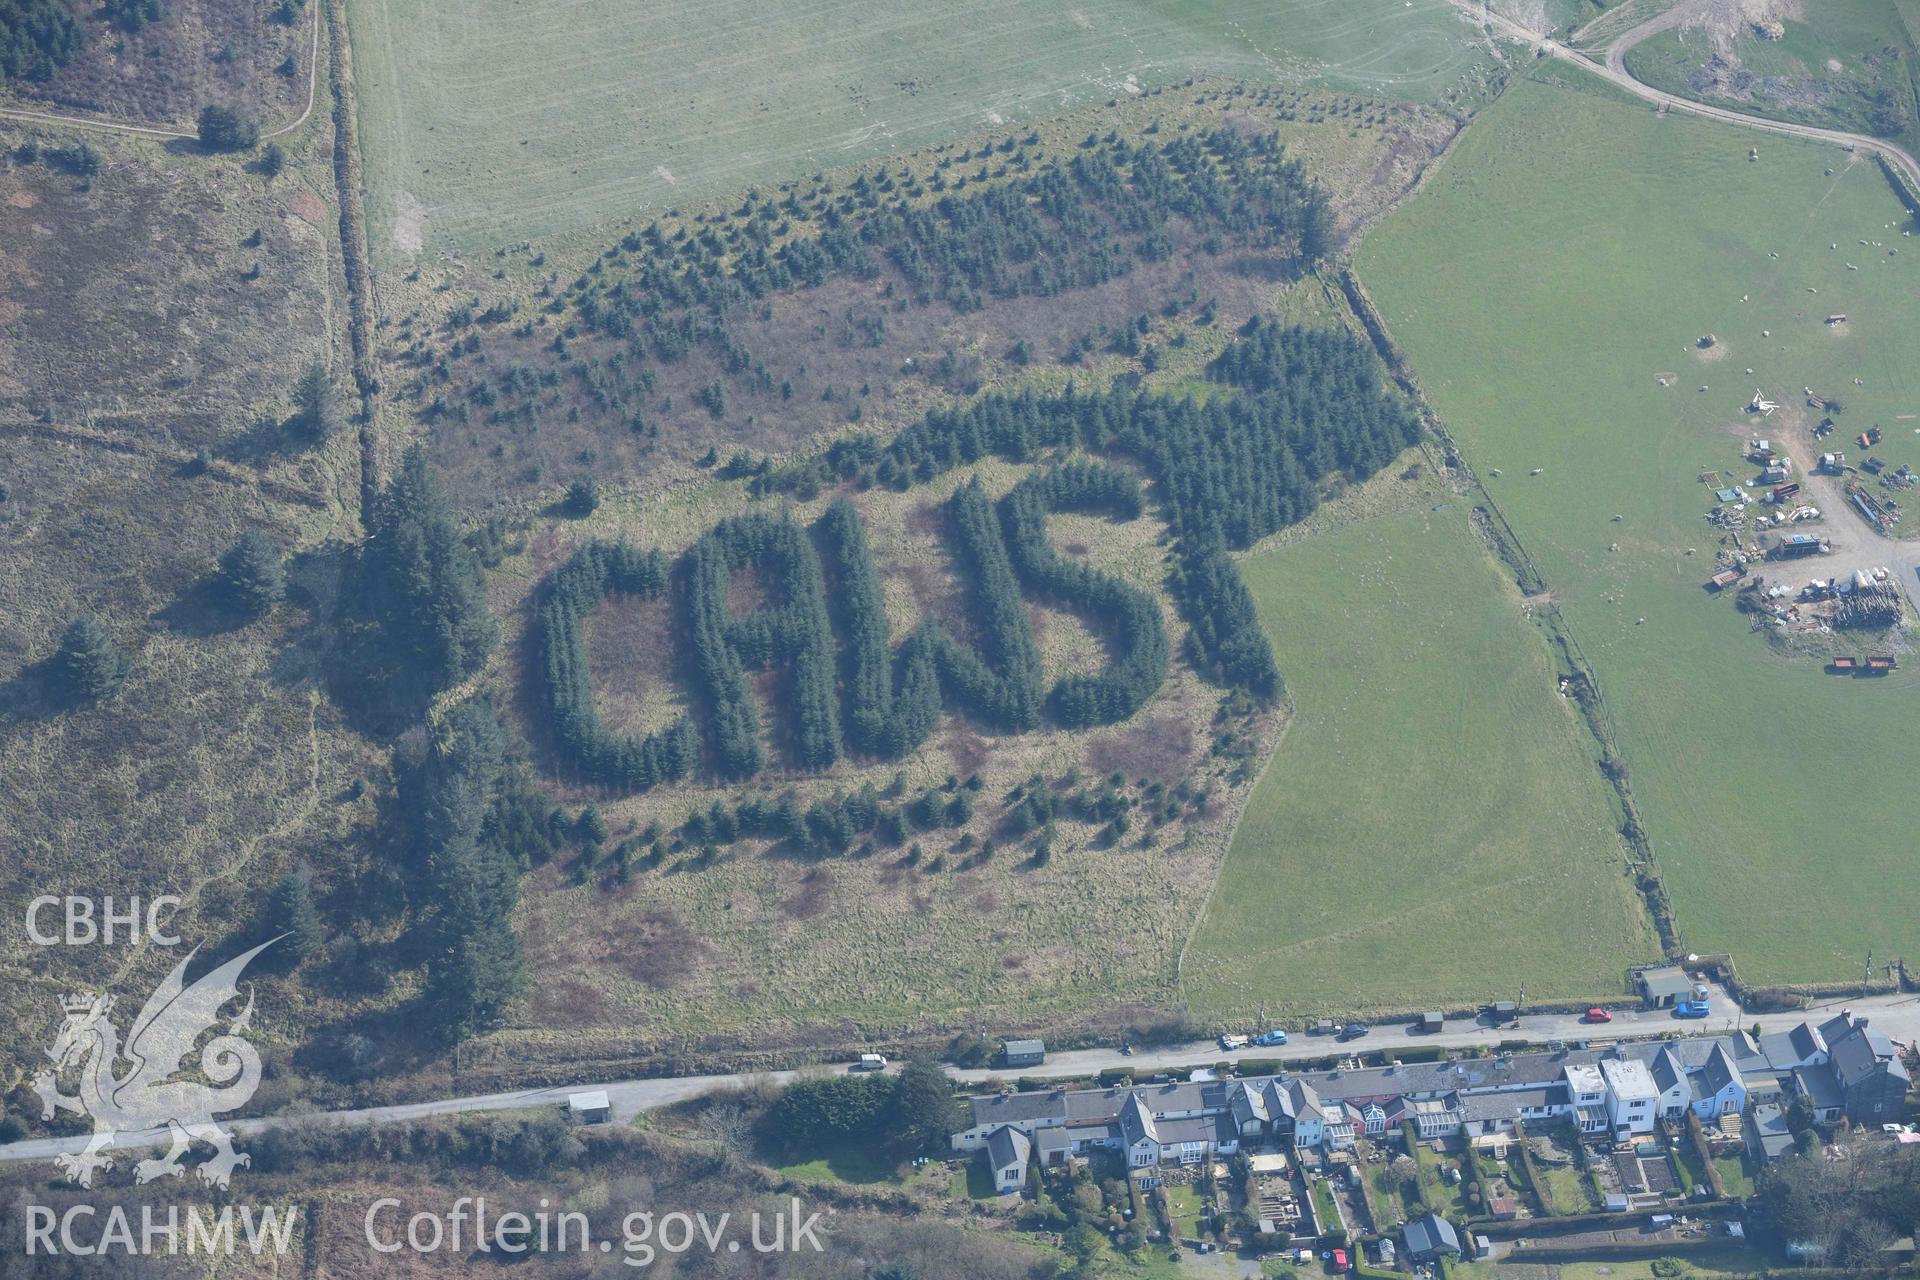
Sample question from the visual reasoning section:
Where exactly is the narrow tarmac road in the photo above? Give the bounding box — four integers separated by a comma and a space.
4, 986, 1916, 1168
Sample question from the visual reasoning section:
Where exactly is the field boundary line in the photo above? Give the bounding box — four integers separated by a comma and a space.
324, 0, 381, 514
1338, 266, 1681, 960
0, 2, 321, 142
1173, 703, 1296, 1010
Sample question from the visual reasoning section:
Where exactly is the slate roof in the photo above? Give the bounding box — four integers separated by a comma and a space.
961, 1032, 1807, 1148
1693, 1044, 1741, 1098
1065, 1088, 1128, 1125
1231, 1081, 1270, 1128
1459, 1085, 1567, 1123
1830, 1024, 1909, 1087
987, 1125, 1031, 1172
1649, 1048, 1684, 1095
1794, 1064, 1845, 1112
1817, 1012, 1857, 1045
1118, 1093, 1159, 1146
1155, 1113, 1237, 1146
1748, 1103, 1795, 1159
1405, 1213, 1462, 1258
1759, 1023, 1825, 1070
969, 1090, 1068, 1128
1035, 1127, 1070, 1158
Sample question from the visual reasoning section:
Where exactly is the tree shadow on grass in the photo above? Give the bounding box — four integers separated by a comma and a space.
0, 657, 67, 724
155, 574, 252, 639
217, 414, 311, 467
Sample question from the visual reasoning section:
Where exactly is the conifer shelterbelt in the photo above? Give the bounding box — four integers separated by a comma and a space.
342, 446, 498, 722
687, 513, 843, 778
999, 462, 1167, 728
397, 699, 533, 1042
766, 316, 1420, 700
197, 103, 260, 153
292, 362, 343, 441
261, 873, 322, 970
534, 540, 697, 791
528, 316, 1416, 791
0, 0, 84, 86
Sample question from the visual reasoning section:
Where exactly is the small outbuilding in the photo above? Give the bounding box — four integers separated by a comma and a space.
1002, 1039, 1047, 1068
568, 1090, 612, 1125
1638, 966, 1698, 1009
1747, 1102, 1796, 1164
1404, 1213, 1462, 1263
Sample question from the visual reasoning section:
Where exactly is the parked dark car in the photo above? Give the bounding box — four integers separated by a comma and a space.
1338, 1023, 1371, 1041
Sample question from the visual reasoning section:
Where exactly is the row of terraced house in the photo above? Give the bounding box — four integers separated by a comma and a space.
954, 1011, 1908, 1191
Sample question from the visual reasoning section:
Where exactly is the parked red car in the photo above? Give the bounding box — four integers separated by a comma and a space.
1582, 1008, 1612, 1024
1330, 1248, 1351, 1274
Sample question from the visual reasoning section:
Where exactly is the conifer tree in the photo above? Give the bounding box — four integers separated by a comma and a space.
402, 700, 526, 1041
292, 362, 342, 441
51, 617, 126, 705
218, 531, 286, 619
347, 447, 498, 718
262, 873, 322, 969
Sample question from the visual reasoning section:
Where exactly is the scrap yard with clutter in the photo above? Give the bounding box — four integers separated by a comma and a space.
1693, 376, 1916, 665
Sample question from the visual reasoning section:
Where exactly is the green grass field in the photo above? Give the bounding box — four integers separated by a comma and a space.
773, 1139, 904, 1185
1623, 0, 1920, 154
344, 0, 1499, 262
1356, 69, 1920, 985
1182, 502, 1659, 1018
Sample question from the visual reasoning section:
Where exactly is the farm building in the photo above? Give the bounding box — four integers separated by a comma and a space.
1769, 533, 1828, 560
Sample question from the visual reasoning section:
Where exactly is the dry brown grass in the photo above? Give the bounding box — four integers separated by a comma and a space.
2, 0, 309, 127
453, 444, 1281, 1061
0, 127, 377, 1084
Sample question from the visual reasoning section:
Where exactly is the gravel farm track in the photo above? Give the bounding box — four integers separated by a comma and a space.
1452, 0, 1920, 189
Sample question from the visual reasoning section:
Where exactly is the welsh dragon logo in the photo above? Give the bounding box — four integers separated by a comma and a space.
32, 938, 276, 1189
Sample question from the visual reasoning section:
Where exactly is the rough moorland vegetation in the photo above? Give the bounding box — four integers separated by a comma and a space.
396, 121, 1343, 509
1, 0, 308, 124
